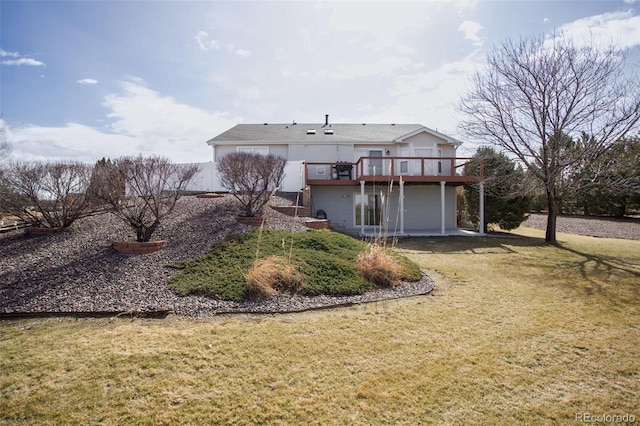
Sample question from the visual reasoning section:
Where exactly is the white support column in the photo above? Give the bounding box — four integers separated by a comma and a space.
211, 144, 216, 191
360, 180, 365, 236
479, 181, 485, 235
440, 181, 446, 235
399, 178, 405, 235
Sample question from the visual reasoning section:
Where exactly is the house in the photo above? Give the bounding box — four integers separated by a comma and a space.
207, 115, 485, 236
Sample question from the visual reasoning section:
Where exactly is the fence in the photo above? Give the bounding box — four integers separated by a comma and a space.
178, 161, 306, 193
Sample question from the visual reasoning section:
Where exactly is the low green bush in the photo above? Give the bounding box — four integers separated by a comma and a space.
168, 230, 421, 301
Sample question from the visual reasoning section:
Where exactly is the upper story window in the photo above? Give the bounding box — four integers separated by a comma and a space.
237, 146, 269, 155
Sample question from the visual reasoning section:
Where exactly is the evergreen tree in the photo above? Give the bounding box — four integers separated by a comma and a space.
464, 147, 531, 233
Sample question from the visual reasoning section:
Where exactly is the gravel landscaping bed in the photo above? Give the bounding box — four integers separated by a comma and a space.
0, 195, 434, 319
522, 213, 640, 240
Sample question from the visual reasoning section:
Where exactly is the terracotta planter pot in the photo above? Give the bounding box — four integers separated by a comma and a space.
237, 216, 267, 226
304, 219, 330, 230
196, 193, 224, 199
112, 240, 167, 254
27, 226, 65, 236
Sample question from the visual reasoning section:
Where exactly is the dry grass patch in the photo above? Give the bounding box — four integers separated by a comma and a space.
356, 246, 403, 287
1, 226, 639, 424
245, 255, 305, 297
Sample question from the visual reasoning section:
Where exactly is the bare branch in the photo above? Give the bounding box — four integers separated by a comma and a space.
0, 161, 93, 228
458, 33, 640, 242
217, 152, 286, 217
95, 155, 197, 242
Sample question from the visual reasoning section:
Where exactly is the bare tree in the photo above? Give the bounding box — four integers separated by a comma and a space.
459, 33, 640, 242
0, 161, 94, 228
97, 155, 198, 242
217, 152, 286, 217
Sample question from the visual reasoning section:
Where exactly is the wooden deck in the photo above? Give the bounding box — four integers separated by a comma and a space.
305, 156, 483, 186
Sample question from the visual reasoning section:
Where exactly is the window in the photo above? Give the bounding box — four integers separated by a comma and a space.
400, 160, 408, 174
237, 146, 269, 155
367, 150, 383, 176
355, 193, 381, 226
415, 148, 434, 175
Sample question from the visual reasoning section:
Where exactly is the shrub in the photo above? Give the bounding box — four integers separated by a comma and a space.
0, 161, 94, 228
217, 152, 286, 217
245, 255, 305, 297
169, 230, 403, 301
95, 155, 198, 242
464, 146, 531, 232
356, 246, 403, 287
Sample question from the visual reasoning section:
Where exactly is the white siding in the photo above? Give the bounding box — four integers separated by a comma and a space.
308, 186, 356, 228
403, 132, 447, 147
309, 183, 458, 232
289, 144, 355, 162
403, 186, 457, 230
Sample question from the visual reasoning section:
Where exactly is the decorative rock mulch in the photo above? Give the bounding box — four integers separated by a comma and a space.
0, 194, 434, 319
523, 214, 640, 240
236, 216, 267, 226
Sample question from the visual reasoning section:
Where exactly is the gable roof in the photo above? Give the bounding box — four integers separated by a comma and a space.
207, 123, 463, 146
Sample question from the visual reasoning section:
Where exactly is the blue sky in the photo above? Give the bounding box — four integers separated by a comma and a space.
1, 0, 639, 163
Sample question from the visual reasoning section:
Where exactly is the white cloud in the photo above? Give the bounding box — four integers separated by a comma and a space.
77, 78, 98, 85
101, 80, 240, 157
362, 52, 484, 137
0, 48, 45, 66
235, 49, 251, 58
318, 56, 414, 80
194, 30, 220, 52
458, 20, 484, 47
1, 57, 46, 67
557, 10, 640, 49
0, 49, 19, 57
7, 122, 136, 163
453, 0, 478, 16
7, 80, 241, 163
320, 2, 429, 53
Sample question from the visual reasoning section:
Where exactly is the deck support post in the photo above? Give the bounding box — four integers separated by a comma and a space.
360, 180, 365, 236
479, 181, 485, 235
399, 178, 405, 235
440, 181, 446, 235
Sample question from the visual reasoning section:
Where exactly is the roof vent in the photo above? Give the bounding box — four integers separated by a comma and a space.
306, 129, 316, 135
324, 129, 334, 135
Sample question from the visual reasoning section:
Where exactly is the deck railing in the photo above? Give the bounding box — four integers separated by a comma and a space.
304, 156, 484, 186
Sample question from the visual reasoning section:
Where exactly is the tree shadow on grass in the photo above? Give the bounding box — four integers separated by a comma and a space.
395, 234, 640, 307
395, 234, 547, 255
549, 242, 640, 306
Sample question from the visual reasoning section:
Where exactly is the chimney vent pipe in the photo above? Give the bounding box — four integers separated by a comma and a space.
325, 114, 329, 126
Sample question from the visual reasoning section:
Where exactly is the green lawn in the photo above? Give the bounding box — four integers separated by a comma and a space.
1, 227, 638, 425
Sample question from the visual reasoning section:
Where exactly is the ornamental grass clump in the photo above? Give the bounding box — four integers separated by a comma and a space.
356, 245, 403, 287
245, 255, 306, 297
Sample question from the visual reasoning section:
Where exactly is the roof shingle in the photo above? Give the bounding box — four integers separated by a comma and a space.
207, 123, 461, 145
